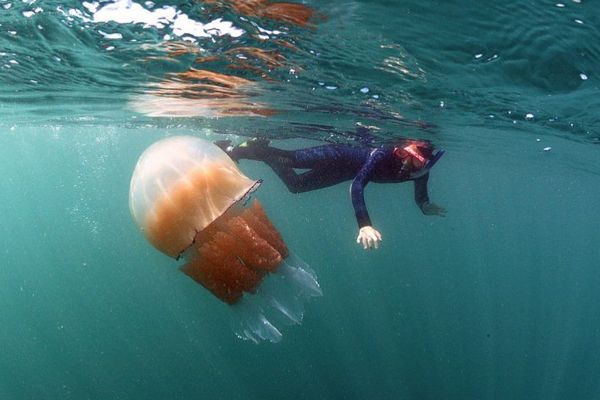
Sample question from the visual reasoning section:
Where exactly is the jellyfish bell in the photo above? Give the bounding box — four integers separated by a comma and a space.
129, 135, 260, 258
129, 136, 321, 343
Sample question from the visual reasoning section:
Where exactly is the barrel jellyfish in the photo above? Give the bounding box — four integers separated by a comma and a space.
129, 136, 321, 343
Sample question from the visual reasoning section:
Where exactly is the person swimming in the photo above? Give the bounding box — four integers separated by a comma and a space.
216, 138, 446, 250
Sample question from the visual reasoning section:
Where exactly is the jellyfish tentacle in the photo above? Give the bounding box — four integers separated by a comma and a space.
231, 299, 283, 343
269, 298, 302, 325
242, 200, 289, 257
229, 253, 322, 342
181, 229, 264, 304
222, 215, 282, 272
281, 255, 322, 298
181, 203, 291, 304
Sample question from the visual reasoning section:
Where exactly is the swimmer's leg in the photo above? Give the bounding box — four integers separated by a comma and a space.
218, 140, 308, 191
227, 141, 341, 168
223, 141, 350, 193
266, 161, 349, 193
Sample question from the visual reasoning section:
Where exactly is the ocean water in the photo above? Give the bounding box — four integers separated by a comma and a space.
1, 1, 599, 399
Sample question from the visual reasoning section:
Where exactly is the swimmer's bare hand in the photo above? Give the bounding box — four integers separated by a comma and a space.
356, 226, 382, 250
421, 201, 447, 217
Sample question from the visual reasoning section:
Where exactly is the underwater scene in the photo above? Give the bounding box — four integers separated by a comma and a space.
1, 0, 600, 398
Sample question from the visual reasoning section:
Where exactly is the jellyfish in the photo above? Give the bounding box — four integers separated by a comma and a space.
129, 136, 321, 343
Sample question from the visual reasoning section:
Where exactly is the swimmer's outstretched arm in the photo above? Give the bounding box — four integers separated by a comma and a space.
414, 174, 447, 216
351, 149, 385, 250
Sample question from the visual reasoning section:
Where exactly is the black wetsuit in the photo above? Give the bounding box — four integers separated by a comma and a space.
231, 143, 432, 228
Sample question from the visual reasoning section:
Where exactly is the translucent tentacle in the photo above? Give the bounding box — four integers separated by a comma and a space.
280, 254, 322, 298
230, 253, 322, 343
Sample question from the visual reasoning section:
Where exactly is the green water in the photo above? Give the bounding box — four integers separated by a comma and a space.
1, 0, 600, 399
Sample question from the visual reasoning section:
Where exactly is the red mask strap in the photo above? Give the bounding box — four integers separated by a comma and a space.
402, 144, 426, 163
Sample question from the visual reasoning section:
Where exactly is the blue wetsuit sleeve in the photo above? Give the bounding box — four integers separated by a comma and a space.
414, 173, 430, 211
351, 149, 385, 228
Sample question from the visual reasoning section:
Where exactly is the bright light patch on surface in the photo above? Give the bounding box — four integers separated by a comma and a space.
90, 0, 177, 28
173, 15, 243, 38
82, 1, 99, 13
77, 0, 244, 39
98, 31, 123, 40
68, 8, 92, 22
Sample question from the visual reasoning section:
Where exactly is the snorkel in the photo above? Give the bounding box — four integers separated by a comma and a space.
424, 148, 444, 170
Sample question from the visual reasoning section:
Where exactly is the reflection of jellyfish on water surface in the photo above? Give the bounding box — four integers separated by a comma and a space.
129, 136, 321, 343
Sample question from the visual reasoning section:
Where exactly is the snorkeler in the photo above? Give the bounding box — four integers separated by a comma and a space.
216, 137, 446, 250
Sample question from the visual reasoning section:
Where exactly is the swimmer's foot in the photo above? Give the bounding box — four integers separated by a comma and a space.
239, 137, 270, 148
214, 139, 242, 162
215, 138, 270, 162
234, 138, 271, 161
215, 139, 234, 153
